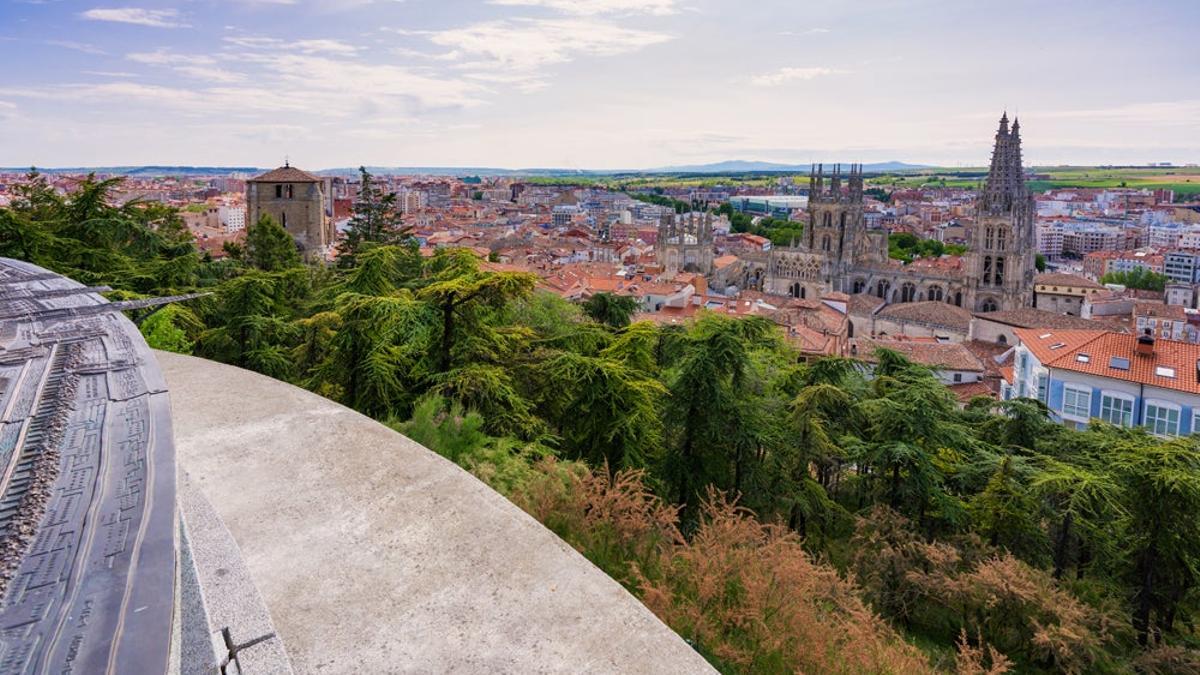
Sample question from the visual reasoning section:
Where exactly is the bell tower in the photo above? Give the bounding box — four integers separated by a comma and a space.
806, 163, 865, 292
965, 113, 1035, 312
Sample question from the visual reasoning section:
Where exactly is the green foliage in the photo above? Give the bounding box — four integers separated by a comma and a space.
1100, 268, 1168, 292
581, 291, 640, 328
888, 232, 967, 263
1036, 253, 1047, 272
245, 213, 301, 271
339, 166, 412, 267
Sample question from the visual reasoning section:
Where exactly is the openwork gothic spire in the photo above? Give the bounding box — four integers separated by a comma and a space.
980, 112, 1027, 215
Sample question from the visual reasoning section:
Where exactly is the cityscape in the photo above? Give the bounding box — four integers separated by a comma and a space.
3, 0, 1200, 673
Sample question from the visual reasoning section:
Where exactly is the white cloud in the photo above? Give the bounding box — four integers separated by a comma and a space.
127, 50, 247, 83
487, 0, 678, 15
427, 18, 672, 72
222, 36, 358, 54
750, 66, 839, 86
82, 70, 139, 77
80, 8, 188, 28
47, 40, 107, 55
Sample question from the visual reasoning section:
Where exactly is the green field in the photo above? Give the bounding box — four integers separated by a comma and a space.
869, 166, 1200, 197
525, 166, 1200, 199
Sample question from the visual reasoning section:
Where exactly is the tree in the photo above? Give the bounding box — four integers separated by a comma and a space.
339, 167, 410, 266
417, 249, 538, 374
582, 292, 641, 329
1036, 253, 1047, 272
245, 213, 301, 272
1112, 436, 1200, 644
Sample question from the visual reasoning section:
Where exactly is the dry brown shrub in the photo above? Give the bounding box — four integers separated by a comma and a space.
954, 629, 1012, 675
511, 457, 679, 585
911, 553, 1120, 674
636, 488, 935, 674
1132, 644, 1200, 675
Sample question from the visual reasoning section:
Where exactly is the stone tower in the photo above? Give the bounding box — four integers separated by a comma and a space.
806, 163, 866, 291
965, 114, 1035, 311
656, 211, 714, 275
247, 164, 332, 260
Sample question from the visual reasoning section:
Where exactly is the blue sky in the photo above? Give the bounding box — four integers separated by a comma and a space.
1, 0, 1198, 169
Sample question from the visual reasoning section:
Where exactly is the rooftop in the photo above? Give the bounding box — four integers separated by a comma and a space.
1015, 328, 1200, 396
249, 165, 322, 183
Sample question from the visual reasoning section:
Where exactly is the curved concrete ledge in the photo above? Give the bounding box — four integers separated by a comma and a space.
157, 352, 714, 674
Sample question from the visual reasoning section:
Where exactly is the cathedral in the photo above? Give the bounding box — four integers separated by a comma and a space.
675, 114, 1036, 312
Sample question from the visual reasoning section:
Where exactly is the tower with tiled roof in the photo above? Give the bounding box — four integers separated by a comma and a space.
246, 162, 332, 260
965, 113, 1036, 312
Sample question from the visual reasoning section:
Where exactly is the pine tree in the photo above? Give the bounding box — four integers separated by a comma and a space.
339, 167, 410, 267
245, 214, 301, 272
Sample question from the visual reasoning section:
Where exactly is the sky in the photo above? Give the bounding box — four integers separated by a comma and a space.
1, 0, 1198, 170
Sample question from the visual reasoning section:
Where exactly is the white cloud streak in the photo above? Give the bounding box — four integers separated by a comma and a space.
750, 66, 840, 86
80, 8, 189, 28
487, 0, 678, 15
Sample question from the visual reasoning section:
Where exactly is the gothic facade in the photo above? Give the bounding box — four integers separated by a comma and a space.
656, 211, 715, 276
712, 114, 1035, 312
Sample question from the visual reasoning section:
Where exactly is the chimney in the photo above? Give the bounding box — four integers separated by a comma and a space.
1136, 328, 1155, 357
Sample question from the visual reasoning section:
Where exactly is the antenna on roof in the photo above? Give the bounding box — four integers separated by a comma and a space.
284, 155, 290, 168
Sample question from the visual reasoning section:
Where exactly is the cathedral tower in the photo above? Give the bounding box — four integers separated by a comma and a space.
806, 163, 865, 291
965, 114, 1035, 311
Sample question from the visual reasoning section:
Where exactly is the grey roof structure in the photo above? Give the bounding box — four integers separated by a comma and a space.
0, 258, 177, 674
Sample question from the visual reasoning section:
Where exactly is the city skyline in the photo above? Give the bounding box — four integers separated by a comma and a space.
1, 0, 1198, 169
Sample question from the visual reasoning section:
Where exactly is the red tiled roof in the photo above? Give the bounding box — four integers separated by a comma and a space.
1035, 272, 1105, 289
249, 165, 322, 183
948, 381, 997, 402
1015, 328, 1200, 396
854, 338, 985, 372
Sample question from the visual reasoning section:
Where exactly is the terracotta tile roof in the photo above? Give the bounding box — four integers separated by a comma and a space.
713, 254, 740, 270
1015, 327, 1200, 395
1035, 272, 1105, 289
877, 301, 973, 331
975, 308, 1112, 331
854, 337, 985, 372
848, 293, 885, 316
250, 165, 322, 183
1014, 329, 1108, 366
1134, 301, 1186, 320
949, 381, 997, 402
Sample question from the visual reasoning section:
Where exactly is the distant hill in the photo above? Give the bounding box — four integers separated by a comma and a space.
5, 161, 929, 178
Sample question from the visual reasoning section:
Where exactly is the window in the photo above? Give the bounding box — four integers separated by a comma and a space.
1036, 373, 1048, 403
275, 184, 283, 198
1194, 410, 1200, 436
953, 373, 962, 383
1062, 385, 1091, 420
1100, 394, 1133, 427
1155, 366, 1176, 378
1145, 402, 1181, 436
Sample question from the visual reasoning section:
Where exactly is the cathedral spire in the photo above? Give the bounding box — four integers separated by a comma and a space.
981, 111, 1025, 214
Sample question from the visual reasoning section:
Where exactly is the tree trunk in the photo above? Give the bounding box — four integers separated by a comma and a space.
1134, 545, 1158, 646
889, 463, 901, 509
439, 299, 455, 373
1052, 512, 1073, 580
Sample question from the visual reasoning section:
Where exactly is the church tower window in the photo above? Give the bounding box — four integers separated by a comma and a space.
983, 256, 993, 285
822, 235, 831, 252
901, 283, 916, 303
995, 257, 1005, 285
997, 228, 1006, 251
